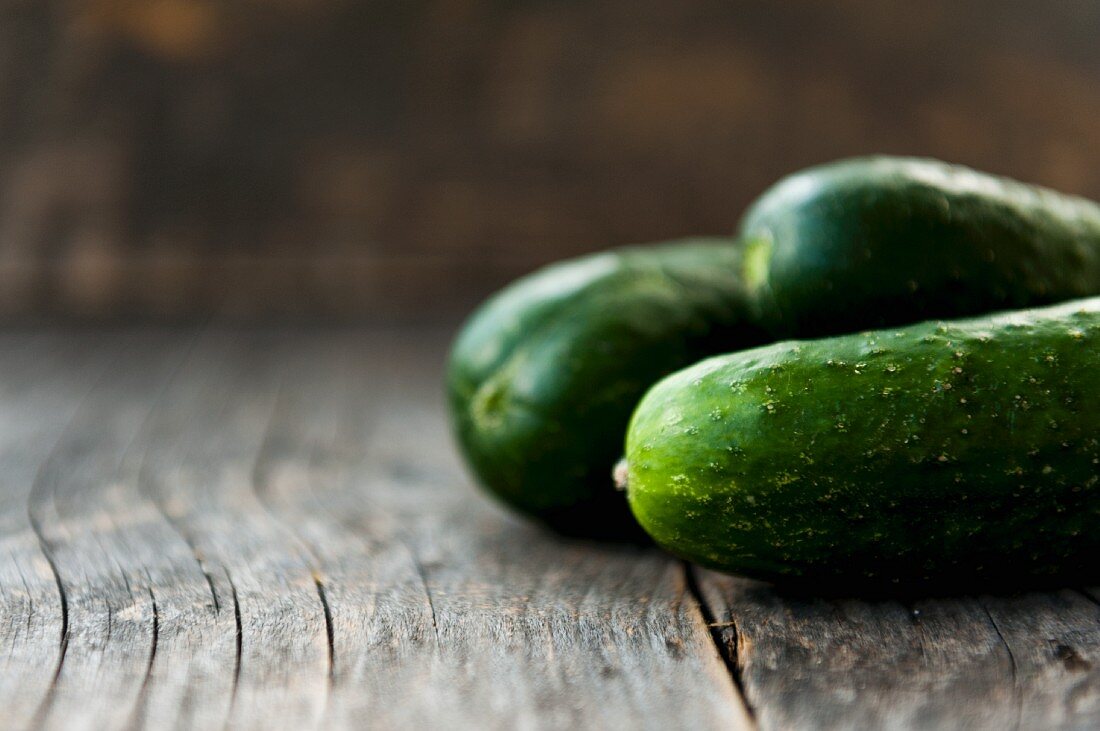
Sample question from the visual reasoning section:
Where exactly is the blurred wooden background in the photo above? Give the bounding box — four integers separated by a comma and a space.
2, 0, 1099, 320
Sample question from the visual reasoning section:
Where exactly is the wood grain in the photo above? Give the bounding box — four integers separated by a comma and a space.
241, 330, 750, 729
28, 332, 195, 731
6, 327, 1100, 729
0, 329, 750, 730
4, 2, 1100, 320
697, 570, 1100, 730
0, 333, 118, 729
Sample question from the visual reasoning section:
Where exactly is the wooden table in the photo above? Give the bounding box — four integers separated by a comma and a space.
2, 328, 1100, 730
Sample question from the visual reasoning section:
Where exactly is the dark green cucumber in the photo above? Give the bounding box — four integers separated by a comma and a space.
447, 238, 769, 537
741, 156, 1100, 337
624, 298, 1100, 588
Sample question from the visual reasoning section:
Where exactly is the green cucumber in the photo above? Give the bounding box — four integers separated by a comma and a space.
741, 156, 1100, 337
623, 298, 1100, 588
447, 239, 768, 537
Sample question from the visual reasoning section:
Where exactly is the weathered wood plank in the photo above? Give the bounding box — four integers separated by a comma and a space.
135, 332, 332, 730
236, 330, 752, 729
128, 334, 268, 731
983, 589, 1100, 728
698, 570, 1100, 730
26, 333, 195, 731
0, 334, 118, 729
0, 328, 751, 730
11, 327, 1100, 730
4, 2, 1100, 323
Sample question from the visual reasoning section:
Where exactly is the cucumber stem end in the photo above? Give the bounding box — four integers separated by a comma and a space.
613, 459, 630, 491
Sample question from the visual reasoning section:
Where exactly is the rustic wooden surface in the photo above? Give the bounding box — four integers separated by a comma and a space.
2, 328, 1100, 730
3, 1, 1100, 320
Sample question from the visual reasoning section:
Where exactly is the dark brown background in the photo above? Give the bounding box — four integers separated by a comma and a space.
3, 0, 1099, 320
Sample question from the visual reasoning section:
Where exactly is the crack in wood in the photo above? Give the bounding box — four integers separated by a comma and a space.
247, 372, 342, 718
227, 567, 243, 720
684, 563, 757, 727
136, 461, 224, 620
313, 575, 336, 687
404, 538, 442, 650
981, 602, 1023, 731
127, 587, 161, 731
204, 571, 222, 615
26, 481, 69, 731
105, 602, 114, 646
146, 587, 160, 689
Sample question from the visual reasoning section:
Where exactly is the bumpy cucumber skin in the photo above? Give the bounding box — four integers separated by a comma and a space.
741, 156, 1100, 338
625, 298, 1100, 588
447, 239, 768, 538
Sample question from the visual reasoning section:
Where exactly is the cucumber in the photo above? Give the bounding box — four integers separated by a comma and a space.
623, 298, 1100, 588
447, 239, 769, 537
741, 156, 1100, 337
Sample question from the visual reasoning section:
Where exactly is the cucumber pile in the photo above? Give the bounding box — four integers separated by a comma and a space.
447, 239, 768, 537
448, 156, 1100, 589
